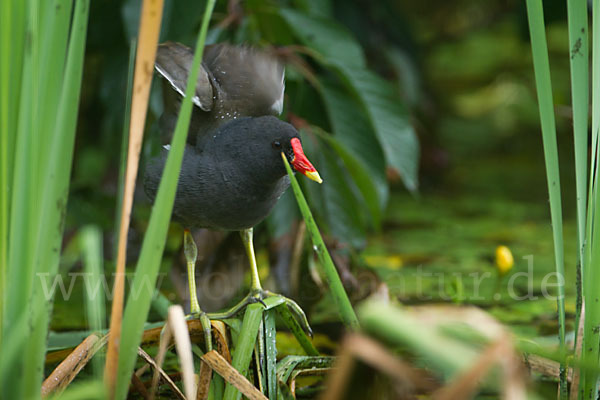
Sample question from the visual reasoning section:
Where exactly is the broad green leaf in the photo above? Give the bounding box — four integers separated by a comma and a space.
293, 0, 333, 17
279, 8, 366, 68
333, 64, 420, 192
298, 130, 366, 246
266, 189, 299, 239
315, 136, 367, 247
317, 131, 384, 229
319, 80, 388, 221
279, 9, 419, 191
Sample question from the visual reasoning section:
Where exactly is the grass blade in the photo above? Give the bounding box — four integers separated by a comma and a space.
223, 303, 264, 400
282, 154, 360, 330
566, 0, 589, 394
276, 304, 319, 356
113, 39, 136, 258
22, 0, 91, 396
567, 0, 589, 269
582, 1, 600, 395
37, 0, 73, 167
0, 0, 25, 334
264, 310, 278, 399
524, 0, 567, 397
80, 225, 106, 379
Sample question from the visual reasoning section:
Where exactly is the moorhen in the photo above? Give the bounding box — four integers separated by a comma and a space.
144, 42, 322, 341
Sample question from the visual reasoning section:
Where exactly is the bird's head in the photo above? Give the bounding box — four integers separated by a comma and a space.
276, 134, 322, 184
218, 116, 322, 184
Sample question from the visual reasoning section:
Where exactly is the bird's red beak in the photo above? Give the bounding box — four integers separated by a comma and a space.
290, 138, 322, 184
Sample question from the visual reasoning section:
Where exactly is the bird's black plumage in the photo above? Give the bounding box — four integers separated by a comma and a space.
144, 115, 298, 230
143, 42, 320, 331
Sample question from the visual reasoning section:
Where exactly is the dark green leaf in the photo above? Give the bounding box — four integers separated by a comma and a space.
279, 8, 419, 191
266, 189, 299, 239
293, 0, 333, 17
319, 80, 388, 220
314, 135, 367, 247
333, 64, 420, 191
279, 8, 366, 68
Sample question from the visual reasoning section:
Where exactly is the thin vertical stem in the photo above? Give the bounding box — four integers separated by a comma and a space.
104, 0, 165, 395
566, 0, 589, 394
525, 0, 567, 397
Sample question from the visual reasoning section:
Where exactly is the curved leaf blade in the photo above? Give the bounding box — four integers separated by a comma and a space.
279, 8, 365, 68
333, 64, 420, 192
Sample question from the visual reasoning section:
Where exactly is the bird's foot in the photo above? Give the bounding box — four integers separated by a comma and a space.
209, 289, 313, 337
186, 310, 213, 352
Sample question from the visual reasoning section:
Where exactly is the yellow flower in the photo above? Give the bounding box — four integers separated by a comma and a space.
495, 245, 514, 275
364, 255, 403, 270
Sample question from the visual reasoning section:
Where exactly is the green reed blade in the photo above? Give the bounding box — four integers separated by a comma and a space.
264, 310, 278, 400
525, 0, 567, 397
21, 0, 90, 396
582, 0, 600, 395
282, 154, 360, 331
566, 1, 589, 391
80, 225, 106, 379
223, 303, 264, 400
113, 39, 136, 258
276, 304, 319, 356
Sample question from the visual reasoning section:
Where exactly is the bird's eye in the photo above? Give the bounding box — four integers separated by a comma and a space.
272, 141, 282, 149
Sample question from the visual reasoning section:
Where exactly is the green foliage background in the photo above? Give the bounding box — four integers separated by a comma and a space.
74, 0, 419, 253
64, 0, 580, 336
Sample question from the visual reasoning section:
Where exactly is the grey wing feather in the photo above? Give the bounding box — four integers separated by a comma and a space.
154, 42, 285, 147
203, 44, 285, 116
155, 42, 214, 111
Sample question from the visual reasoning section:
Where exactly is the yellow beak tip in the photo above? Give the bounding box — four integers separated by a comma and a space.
305, 171, 323, 184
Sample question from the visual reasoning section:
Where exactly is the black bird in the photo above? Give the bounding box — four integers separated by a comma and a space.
144, 42, 321, 339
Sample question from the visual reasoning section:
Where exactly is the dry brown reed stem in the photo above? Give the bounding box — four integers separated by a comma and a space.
104, 0, 165, 396
201, 350, 267, 400
44, 319, 232, 398
42, 333, 106, 397
45, 319, 230, 367
137, 346, 186, 400
149, 322, 173, 400
196, 361, 213, 400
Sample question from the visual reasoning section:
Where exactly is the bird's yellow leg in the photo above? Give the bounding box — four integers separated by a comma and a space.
183, 229, 212, 351
184, 229, 201, 314
204, 228, 312, 337
240, 228, 263, 292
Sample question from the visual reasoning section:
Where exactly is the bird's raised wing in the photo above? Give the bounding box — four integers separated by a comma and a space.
155, 42, 214, 111
154, 42, 285, 146
203, 44, 285, 116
